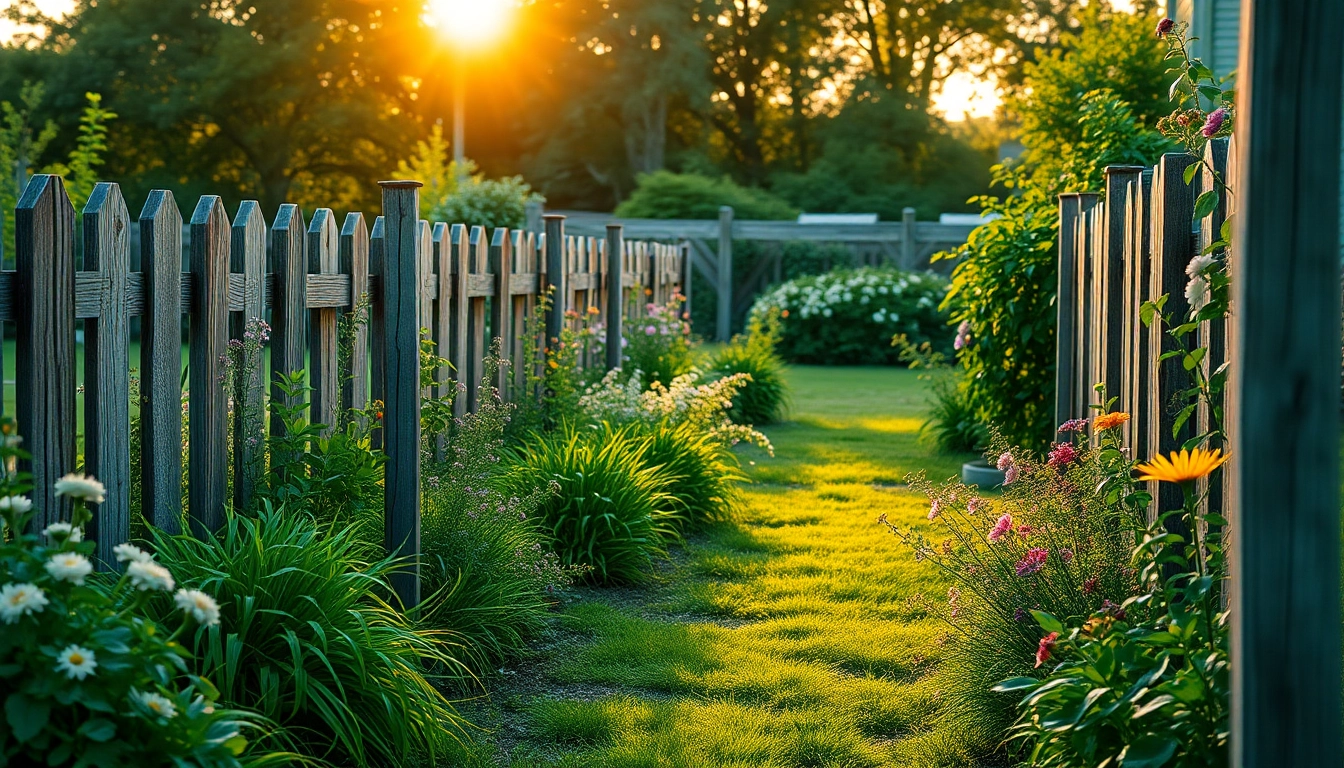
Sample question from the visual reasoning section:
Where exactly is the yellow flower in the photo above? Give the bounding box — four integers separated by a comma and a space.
1093, 412, 1131, 431
1135, 448, 1229, 484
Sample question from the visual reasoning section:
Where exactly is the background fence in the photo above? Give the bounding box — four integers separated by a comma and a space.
2, 175, 686, 604
1054, 138, 1231, 526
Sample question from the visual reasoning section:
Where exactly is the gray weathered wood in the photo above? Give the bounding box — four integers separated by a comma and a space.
377, 180, 423, 607
188, 196, 230, 535
229, 201, 266, 513
1073, 193, 1100, 418
490, 227, 513, 398
1055, 194, 1081, 426
368, 216, 386, 450
340, 212, 370, 413
1230, 0, 1343, 762
269, 204, 308, 443
605, 224, 624, 370
1102, 166, 1145, 405
542, 215, 565, 348
717, 206, 733, 341
467, 226, 489, 412
307, 208, 340, 434
15, 175, 76, 531
138, 191, 184, 534
449, 223, 470, 420
1197, 139, 1230, 522
81, 183, 130, 563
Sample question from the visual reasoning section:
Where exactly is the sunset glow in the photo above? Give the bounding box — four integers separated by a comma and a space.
425, 0, 512, 50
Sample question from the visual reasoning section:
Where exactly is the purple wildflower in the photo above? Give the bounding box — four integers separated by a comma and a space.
1057, 418, 1088, 433
1016, 547, 1049, 577
1156, 17, 1174, 36
1202, 107, 1228, 138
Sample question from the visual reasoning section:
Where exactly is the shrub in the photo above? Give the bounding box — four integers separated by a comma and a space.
749, 267, 950, 365
420, 378, 575, 673
149, 508, 470, 768
709, 307, 789, 425
622, 295, 694, 389
499, 425, 682, 584
431, 174, 542, 231
0, 458, 275, 768
614, 171, 797, 220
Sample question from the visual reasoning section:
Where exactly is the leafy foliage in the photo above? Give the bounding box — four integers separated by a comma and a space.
621, 295, 694, 389
749, 267, 950, 366
614, 171, 796, 220
709, 307, 789, 425
431, 174, 543, 231
499, 425, 682, 584
149, 509, 470, 768
620, 419, 744, 527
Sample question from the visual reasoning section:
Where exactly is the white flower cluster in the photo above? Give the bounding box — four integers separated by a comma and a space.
579, 369, 774, 454
751, 268, 941, 323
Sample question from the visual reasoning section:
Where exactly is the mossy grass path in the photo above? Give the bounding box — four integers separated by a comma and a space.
470, 367, 986, 768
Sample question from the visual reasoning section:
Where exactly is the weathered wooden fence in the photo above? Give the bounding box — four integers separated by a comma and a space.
1055, 140, 1231, 522
3, 175, 686, 605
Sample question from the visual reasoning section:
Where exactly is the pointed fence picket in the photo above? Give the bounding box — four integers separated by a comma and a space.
2, 175, 685, 607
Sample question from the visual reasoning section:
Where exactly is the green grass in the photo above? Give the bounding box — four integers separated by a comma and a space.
468, 365, 991, 767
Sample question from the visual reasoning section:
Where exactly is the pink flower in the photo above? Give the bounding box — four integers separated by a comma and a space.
1060, 548, 1074, 563
928, 500, 941, 521
1082, 576, 1099, 594
1035, 632, 1059, 668
988, 513, 1013, 543
996, 452, 1013, 471
1004, 465, 1019, 485
954, 321, 971, 351
1016, 524, 1034, 537
1057, 418, 1088, 433
1047, 442, 1077, 468
644, 325, 657, 335
1156, 17, 1174, 36
1016, 547, 1049, 576
1202, 107, 1228, 138
967, 497, 983, 514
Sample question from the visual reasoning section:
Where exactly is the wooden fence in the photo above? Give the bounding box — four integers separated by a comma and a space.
1054, 139, 1231, 525
3, 175, 686, 605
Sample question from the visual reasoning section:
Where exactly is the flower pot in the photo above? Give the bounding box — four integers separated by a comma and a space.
961, 458, 1004, 490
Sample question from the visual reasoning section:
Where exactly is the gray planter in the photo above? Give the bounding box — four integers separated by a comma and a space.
961, 459, 1005, 490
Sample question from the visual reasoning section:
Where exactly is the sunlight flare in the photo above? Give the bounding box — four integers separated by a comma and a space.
425, 0, 512, 49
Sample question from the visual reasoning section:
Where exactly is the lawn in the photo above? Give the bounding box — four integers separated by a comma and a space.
463, 365, 990, 768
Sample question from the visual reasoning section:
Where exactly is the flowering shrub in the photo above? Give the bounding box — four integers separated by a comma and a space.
0, 441, 267, 767
748, 267, 949, 365
579, 369, 772, 455
621, 294, 694, 388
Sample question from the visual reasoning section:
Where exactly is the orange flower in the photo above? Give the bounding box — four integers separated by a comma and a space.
780, 309, 790, 318
1093, 412, 1131, 431
1135, 448, 1229, 484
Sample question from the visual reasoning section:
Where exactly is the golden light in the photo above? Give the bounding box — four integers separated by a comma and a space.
425, 0, 512, 50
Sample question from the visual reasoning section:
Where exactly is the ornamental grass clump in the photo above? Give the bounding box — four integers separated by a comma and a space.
748, 267, 949, 365
882, 415, 1141, 752
149, 508, 470, 768
709, 306, 790, 425
0, 431, 276, 767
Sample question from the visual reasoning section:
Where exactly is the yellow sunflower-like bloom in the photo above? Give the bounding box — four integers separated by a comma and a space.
1135, 448, 1230, 484
1093, 412, 1131, 431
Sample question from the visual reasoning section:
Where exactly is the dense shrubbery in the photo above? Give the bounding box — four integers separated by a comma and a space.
620, 295, 694, 389
614, 171, 796, 221
748, 267, 950, 365
709, 308, 790, 425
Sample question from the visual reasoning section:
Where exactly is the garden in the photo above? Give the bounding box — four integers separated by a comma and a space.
0, 0, 1335, 767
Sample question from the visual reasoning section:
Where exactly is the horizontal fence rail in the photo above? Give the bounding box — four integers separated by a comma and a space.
2, 175, 687, 606
1055, 142, 1231, 526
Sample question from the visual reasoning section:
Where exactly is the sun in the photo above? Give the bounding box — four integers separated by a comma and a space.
425, 0, 513, 50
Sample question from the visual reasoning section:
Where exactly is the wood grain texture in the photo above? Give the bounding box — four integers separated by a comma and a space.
1197, 139, 1230, 520
1073, 193, 1100, 420
14, 175, 77, 531
449, 223, 470, 420
1230, 0, 1343, 762
368, 216, 387, 450
340, 212, 370, 413
1129, 171, 1155, 463
542, 216, 565, 348
188, 196, 230, 535
431, 222, 452, 405
307, 208, 340, 434
81, 183, 131, 564
466, 226, 489, 413
137, 191, 184, 534
269, 204, 308, 446
229, 201, 267, 513
1055, 194, 1081, 426
1102, 166, 1145, 402
489, 227, 513, 398
377, 181, 423, 608
605, 224, 624, 371
717, 206, 733, 341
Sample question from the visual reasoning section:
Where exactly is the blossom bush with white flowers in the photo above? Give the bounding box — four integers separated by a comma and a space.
0, 418, 270, 767
748, 267, 950, 365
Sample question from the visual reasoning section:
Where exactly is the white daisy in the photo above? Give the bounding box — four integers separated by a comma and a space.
113, 543, 153, 564
55, 645, 98, 680
45, 553, 94, 585
0, 582, 48, 623
53, 474, 107, 504
1185, 276, 1210, 312
1185, 253, 1218, 278
173, 589, 221, 626
1, 496, 33, 513
127, 560, 175, 592
42, 521, 82, 543
132, 689, 177, 720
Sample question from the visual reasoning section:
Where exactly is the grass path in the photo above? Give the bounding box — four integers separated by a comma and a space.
467, 366, 986, 768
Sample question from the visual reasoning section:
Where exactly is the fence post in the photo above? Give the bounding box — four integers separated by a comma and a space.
14, 175, 76, 531
138, 191, 184, 534
605, 224, 624, 370
717, 205, 733, 341
1073, 192, 1100, 419
449, 223, 470, 419
269, 204, 308, 448
901, 206, 916, 269
368, 216, 386, 450
188, 196, 230, 535
1055, 193, 1081, 427
467, 226, 489, 412
308, 209, 340, 435
230, 201, 267, 513
82, 182, 130, 562
339, 212, 370, 414
543, 214, 566, 347
1197, 138, 1230, 521
490, 227, 513, 396
1102, 166, 1145, 402
377, 180, 423, 608
680, 240, 692, 317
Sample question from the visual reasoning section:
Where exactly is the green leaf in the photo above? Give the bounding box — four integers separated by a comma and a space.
992, 676, 1041, 693
1182, 348, 1207, 370
1119, 734, 1179, 768
1198, 85, 1224, 102
78, 718, 117, 743
6, 693, 50, 743
1182, 164, 1199, 185
1031, 610, 1065, 635
1194, 190, 1219, 220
